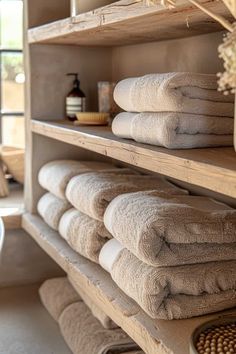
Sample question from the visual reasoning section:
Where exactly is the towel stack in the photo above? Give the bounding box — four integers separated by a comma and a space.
112, 73, 234, 149
39, 277, 143, 354
98, 191, 236, 320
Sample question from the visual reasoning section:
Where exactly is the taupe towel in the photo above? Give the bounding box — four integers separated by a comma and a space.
59, 208, 112, 263
59, 302, 140, 354
104, 192, 236, 266
37, 192, 71, 230
39, 277, 81, 321
38, 160, 116, 199
113, 73, 234, 116
112, 112, 233, 149
99, 240, 236, 320
66, 173, 187, 221
69, 276, 118, 329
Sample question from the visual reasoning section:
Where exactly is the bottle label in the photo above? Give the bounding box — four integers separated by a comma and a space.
66, 97, 86, 117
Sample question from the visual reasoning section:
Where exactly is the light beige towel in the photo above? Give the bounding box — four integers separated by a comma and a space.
59, 301, 140, 354
38, 160, 117, 199
114, 73, 234, 116
112, 112, 233, 149
69, 276, 118, 329
66, 173, 188, 221
37, 192, 71, 230
104, 192, 236, 266
39, 277, 81, 321
0, 163, 8, 197
99, 240, 236, 320
59, 208, 112, 263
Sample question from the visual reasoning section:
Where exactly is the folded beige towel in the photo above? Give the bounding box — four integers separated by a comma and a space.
59, 302, 140, 354
38, 160, 116, 199
99, 240, 236, 319
112, 112, 233, 149
114, 73, 234, 116
0, 163, 8, 197
66, 173, 188, 221
69, 276, 118, 329
37, 192, 71, 230
39, 277, 81, 321
59, 208, 112, 263
104, 192, 236, 266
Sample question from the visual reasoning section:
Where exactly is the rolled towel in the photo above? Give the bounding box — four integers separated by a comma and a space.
59, 302, 140, 354
99, 240, 236, 320
59, 208, 112, 263
39, 277, 81, 321
38, 160, 117, 199
37, 192, 71, 230
114, 73, 234, 116
104, 192, 236, 266
112, 112, 233, 149
66, 172, 188, 221
69, 276, 118, 329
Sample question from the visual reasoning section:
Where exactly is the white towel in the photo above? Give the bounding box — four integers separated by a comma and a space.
38, 160, 116, 199
37, 192, 71, 230
114, 73, 234, 116
112, 112, 233, 149
66, 172, 188, 221
104, 192, 236, 266
99, 239, 236, 320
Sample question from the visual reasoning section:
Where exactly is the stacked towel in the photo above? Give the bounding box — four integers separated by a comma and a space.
38, 160, 118, 199
99, 239, 236, 320
66, 172, 188, 221
59, 208, 112, 263
112, 73, 234, 149
37, 192, 71, 230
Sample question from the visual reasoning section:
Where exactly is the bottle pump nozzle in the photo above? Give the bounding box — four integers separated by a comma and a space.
67, 73, 80, 87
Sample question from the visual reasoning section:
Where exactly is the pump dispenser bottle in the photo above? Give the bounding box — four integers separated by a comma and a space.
66, 73, 86, 121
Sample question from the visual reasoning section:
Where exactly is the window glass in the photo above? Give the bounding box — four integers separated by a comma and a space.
2, 115, 25, 147
0, 0, 23, 49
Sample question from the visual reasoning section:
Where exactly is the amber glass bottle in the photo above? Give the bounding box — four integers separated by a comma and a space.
66, 73, 86, 121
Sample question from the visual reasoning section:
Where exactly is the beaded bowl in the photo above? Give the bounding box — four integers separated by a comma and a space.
190, 315, 236, 354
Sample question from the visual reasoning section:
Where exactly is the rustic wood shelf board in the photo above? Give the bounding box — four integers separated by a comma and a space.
22, 213, 236, 354
31, 120, 236, 198
28, 0, 233, 46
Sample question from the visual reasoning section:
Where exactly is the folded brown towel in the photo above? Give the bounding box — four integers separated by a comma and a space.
99, 240, 236, 320
37, 192, 71, 230
66, 173, 187, 221
59, 208, 112, 263
59, 302, 140, 354
38, 160, 117, 199
104, 192, 236, 266
39, 277, 81, 321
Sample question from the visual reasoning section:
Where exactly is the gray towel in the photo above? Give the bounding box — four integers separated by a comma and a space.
59, 208, 112, 263
39, 277, 81, 321
99, 240, 236, 320
114, 73, 234, 116
104, 192, 236, 266
59, 302, 140, 354
37, 192, 71, 230
112, 112, 233, 149
38, 160, 117, 199
66, 173, 188, 221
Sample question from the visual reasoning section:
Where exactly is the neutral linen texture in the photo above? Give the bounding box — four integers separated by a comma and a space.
59, 302, 140, 354
37, 192, 71, 230
100, 240, 236, 319
112, 112, 233, 149
38, 160, 116, 199
39, 277, 81, 321
59, 208, 112, 263
66, 172, 188, 221
113, 73, 234, 116
104, 192, 236, 266
69, 276, 118, 329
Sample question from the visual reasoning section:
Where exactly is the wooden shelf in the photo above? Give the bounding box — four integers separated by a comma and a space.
22, 212, 236, 354
31, 120, 236, 198
28, 0, 233, 46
